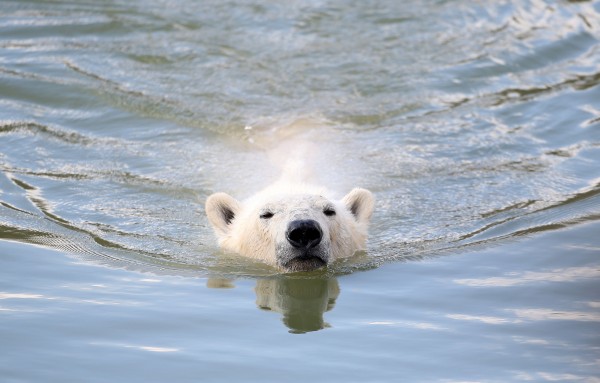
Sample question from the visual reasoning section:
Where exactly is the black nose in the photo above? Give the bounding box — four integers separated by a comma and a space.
286, 220, 323, 249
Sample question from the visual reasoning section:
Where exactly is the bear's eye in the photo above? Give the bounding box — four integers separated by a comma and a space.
260, 212, 274, 219
323, 208, 336, 217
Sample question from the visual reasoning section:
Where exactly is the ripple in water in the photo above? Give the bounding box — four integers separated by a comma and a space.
0, 0, 599, 276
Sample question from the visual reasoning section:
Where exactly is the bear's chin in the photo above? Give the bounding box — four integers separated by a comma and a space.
281, 255, 327, 273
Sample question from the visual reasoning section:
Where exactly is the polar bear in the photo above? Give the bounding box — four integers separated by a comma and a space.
205, 181, 374, 272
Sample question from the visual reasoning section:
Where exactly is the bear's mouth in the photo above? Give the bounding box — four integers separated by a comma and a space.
282, 254, 327, 272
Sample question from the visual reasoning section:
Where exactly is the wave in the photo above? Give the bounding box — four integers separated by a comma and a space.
1, 169, 598, 277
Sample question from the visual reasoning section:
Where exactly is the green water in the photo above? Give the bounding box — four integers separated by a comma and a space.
1, 0, 599, 381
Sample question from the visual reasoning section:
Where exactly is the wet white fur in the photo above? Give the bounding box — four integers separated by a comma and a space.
205, 181, 374, 269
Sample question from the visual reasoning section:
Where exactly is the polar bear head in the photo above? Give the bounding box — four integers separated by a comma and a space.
205, 184, 374, 272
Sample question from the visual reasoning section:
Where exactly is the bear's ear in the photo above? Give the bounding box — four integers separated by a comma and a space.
205, 192, 240, 236
342, 188, 374, 224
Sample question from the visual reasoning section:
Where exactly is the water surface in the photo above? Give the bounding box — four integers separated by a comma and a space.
1, 0, 599, 381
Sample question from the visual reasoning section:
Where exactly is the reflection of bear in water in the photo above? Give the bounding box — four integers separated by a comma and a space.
255, 278, 340, 334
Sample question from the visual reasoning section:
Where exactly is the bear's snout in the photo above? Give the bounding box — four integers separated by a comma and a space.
286, 219, 322, 250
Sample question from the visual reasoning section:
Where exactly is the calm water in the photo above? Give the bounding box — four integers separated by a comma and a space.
1, 0, 599, 381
